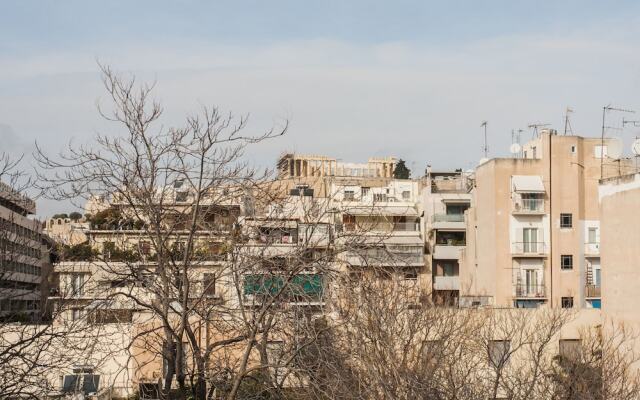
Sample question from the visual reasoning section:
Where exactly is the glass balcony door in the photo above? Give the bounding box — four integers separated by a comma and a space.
523, 228, 538, 253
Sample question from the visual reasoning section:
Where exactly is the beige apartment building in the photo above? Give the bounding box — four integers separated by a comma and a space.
599, 173, 640, 350
422, 168, 473, 305
462, 131, 634, 309
0, 181, 49, 321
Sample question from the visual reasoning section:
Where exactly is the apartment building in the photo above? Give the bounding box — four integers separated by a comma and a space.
277, 153, 397, 179
329, 178, 426, 303
462, 131, 634, 309
423, 169, 473, 305
599, 173, 640, 336
0, 181, 48, 321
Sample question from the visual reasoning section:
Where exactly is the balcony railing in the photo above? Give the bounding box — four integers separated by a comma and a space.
513, 198, 544, 213
515, 283, 546, 298
432, 214, 465, 223
392, 222, 420, 232
511, 242, 547, 255
344, 249, 424, 266
585, 284, 601, 298
584, 242, 600, 255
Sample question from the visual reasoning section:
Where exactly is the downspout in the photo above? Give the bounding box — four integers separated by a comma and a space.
549, 133, 553, 307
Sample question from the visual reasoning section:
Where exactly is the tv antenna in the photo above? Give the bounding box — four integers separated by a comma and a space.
480, 121, 488, 158
600, 105, 635, 178
527, 123, 550, 138
563, 107, 574, 135
623, 118, 640, 128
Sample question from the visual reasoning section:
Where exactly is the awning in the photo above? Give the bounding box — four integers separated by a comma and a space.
512, 175, 545, 193
343, 205, 418, 217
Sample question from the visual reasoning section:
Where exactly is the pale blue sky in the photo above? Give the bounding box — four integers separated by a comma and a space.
2, 1, 640, 215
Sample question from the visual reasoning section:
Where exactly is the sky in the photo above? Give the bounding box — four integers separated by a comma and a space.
2, 0, 640, 216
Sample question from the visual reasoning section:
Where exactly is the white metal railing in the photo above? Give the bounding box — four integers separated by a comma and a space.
511, 242, 547, 255
432, 214, 465, 223
392, 222, 420, 231
585, 242, 600, 254
513, 198, 544, 213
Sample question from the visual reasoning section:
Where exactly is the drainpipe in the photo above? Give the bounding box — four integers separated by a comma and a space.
549, 132, 553, 307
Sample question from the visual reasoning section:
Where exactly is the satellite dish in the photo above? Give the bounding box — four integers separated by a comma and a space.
478, 157, 489, 165
608, 137, 623, 159
510, 143, 522, 154
632, 139, 640, 156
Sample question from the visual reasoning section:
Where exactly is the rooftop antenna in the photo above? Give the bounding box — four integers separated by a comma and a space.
601, 105, 635, 178
527, 123, 550, 139
623, 118, 640, 128
563, 107, 574, 135
480, 121, 488, 158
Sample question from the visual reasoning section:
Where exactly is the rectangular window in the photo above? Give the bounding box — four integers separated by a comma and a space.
561, 255, 573, 270
70, 274, 86, 297
588, 227, 598, 243
71, 308, 86, 321
559, 339, 582, 360
361, 187, 370, 198
402, 190, 411, 200
570, 145, 576, 154
442, 263, 456, 277
203, 273, 217, 297
523, 228, 539, 253
561, 296, 574, 308
489, 340, 511, 367
560, 213, 573, 228
343, 190, 355, 201
373, 193, 388, 202
403, 269, 418, 280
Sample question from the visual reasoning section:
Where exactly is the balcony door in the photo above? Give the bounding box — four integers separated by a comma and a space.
524, 269, 539, 295
523, 228, 538, 253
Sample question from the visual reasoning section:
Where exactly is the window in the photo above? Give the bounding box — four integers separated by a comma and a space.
560, 213, 572, 228
442, 263, 456, 277
343, 190, 355, 201
402, 190, 411, 200
522, 228, 539, 253
588, 227, 598, 243
71, 308, 86, 321
561, 296, 574, 308
70, 273, 86, 297
139, 240, 151, 255
203, 273, 217, 297
559, 339, 582, 360
532, 147, 537, 158
361, 187, 370, 198
561, 255, 573, 270
403, 269, 418, 280
373, 193, 388, 202
175, 191, 188, 202
570, 145, 576, 154
489, 340, 511, 367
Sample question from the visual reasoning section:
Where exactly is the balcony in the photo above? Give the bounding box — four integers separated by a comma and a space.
511, 242, 547, 257
585, 284, 601, 298
512, 198, 545, 215
584, 242, 600, 257
431, 214, 465, 230
433, 276, 460, 291
392, 222, 420, 232
343, 248, 424, 266
433, 245, 464, 260
515, 283, 546, 298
